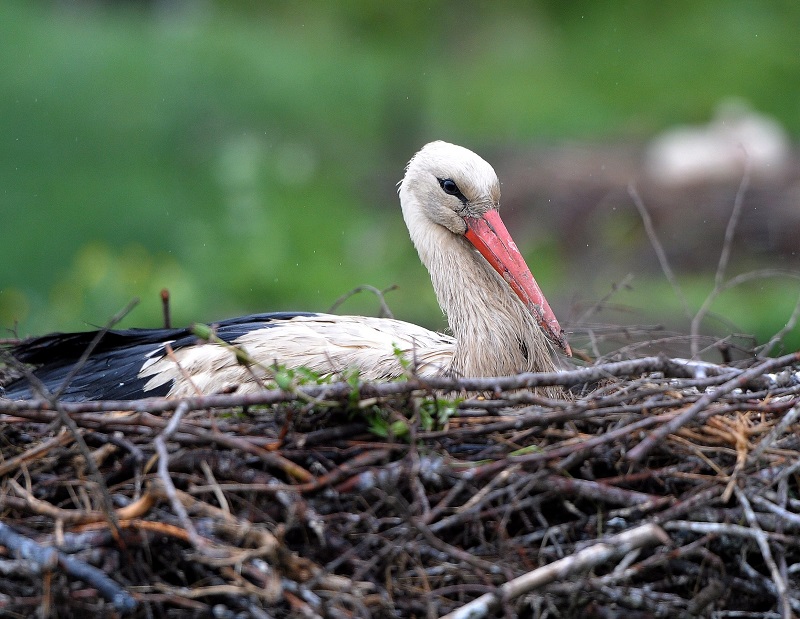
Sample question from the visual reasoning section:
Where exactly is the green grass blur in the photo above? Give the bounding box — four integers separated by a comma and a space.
1, 1, 799, 353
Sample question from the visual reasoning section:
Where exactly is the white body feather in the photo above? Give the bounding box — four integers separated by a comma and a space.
140, 314, 455, 397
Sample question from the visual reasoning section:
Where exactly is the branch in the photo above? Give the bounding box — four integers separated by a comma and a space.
715, 156, 751, 290
327, 284, 399, 319
0, 522, 137, 614
627, 351, 800, 463
691, 269, 800, 357
628, 183, 691, 320
2, 355, 752, 416
439, 523, 670, 619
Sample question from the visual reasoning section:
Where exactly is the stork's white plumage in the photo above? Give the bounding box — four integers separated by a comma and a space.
3, 141, 570, 401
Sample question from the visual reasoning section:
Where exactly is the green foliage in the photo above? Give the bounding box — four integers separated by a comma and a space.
418, 397, 461, 432
343, 367, 361, 407
367, 411, 410, 440
391, 343, 412, 373
1, 1, 798, 351
262, 364, 336, 392
365, 395, 461, 440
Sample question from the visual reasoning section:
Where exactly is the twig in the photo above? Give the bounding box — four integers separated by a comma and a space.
628, 183, 691, 320
439, 523, 670, 619
759, 290, 800, 357
161, 288, 171, 329
734, 486, 791, 619
749, 404, 800, 462
715, 157, 751, 290
164, 343, 204, 397
327, 284, 399, 319
154, 401, 206, 552
6, 478, 151, 524
0, 522, 137, 614
627, 351, 800, 463
3, 299, 144, 545
692, 269, 800, 358
52, 297, 140, 400
576, 273, 635, 324
469, 410, 674, 481
0, 521, 58, 569
1, 355, 742, 415
0, 429, 74, 477
191, 323, 331, 405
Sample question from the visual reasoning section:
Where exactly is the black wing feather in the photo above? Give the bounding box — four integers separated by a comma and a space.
2, 312, 317, 402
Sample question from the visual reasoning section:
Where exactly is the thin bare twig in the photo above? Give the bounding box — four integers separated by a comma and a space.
760, 290, 800, 357
692, 269, 800, 358
734, 486, 791, 619
154, 401, 208, 554
2, 300, 141, 548
52, 297, 140, 400
627, 351, 800, 463
576, 273, 635, 324
0, 522, 137, 613
328, 284, 399, 318
439, 524, 670, 619
715, 156, 751, 290
2, 355, 754, 416
628, 183, 691, 320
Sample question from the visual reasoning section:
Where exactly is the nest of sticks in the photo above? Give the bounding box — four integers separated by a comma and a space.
0, 347, 799, 619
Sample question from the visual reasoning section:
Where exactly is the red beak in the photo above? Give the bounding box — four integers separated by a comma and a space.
464, 210, 571, 356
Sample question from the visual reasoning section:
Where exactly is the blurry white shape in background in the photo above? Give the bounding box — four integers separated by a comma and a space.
645, 98, 791, 186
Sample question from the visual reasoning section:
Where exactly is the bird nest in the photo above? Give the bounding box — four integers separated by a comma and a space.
1, 352, 800, 618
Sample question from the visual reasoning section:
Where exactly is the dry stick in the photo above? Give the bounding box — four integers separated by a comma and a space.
47, 301, 140, 540
164, 343, 204, 397
0, 521, 137, 614
7, 364, 132, 542
692, 269, 800, 359
154, 401, 207, 553
760, 290, 800, 357
52, 297, 140, 400
627, 351, 800, 463
715, 156, 751, 291
2, 299, 142, 543
751, 495, 800, 529
690, 161, 750, 357
6, 479, 155, 524
749, 404, 800, 462
734, 486, 791, 619
328, 284, 399, 319
757, 455, 800, 498
575, 273, 635, 325
413, 517, 505, 576
469, 410, 674, 483
160, 288, 171, 329
191, 324, 330, 406
628, 183, 691, 321
0, 429, 74, 477
438, 523, 670, 619
2, 355, 713, 415
690, 158, 800, 358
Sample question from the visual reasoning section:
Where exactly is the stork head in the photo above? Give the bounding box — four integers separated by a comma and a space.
400, 140, 500, 234
399, 141, 571, 356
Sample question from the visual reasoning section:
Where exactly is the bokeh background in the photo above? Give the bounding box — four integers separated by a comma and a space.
2, 1, 799, 357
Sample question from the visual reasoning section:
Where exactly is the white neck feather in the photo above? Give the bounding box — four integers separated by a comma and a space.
402, 198, 556, 378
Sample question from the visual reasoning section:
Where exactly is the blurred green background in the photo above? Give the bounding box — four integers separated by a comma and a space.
2, 1, 799, 356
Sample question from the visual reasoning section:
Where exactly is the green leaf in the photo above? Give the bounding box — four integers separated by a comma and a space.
274, 368, 293, 391
191, 322, 214, 341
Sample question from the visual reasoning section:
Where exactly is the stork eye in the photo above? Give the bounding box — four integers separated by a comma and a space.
438, 178, 466, 201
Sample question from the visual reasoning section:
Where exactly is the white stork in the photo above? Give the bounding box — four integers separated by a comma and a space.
3, 141, 570, 401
